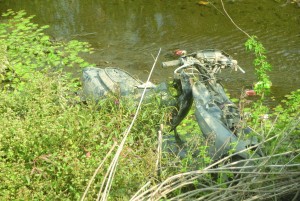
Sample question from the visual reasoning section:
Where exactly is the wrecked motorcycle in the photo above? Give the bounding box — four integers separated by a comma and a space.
162, 49, 261, 161
81, 49, 261, 161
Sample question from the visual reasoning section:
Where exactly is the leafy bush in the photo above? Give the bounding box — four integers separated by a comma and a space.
0, 9, 93, 90
267, 89, 300, 155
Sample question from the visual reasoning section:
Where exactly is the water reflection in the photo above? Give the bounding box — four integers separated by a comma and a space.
51, 0, 80, 37
0, 0, 299, 100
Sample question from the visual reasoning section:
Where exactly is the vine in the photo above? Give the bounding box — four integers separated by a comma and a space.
245, 36, 272, 95
220, 0, 272, 96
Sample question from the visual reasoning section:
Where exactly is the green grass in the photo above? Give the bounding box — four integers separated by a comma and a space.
0, 71, 172, 200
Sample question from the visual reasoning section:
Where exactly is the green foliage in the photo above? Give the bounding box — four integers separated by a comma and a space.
0, 9, 169, 200
243, 88, 300, 160
0, 72, 169, 200
242, 33, 299, 153
243, 100, 270, 127
0, 42, 9, 81
160, 108, 211, 180
0, 10, 93, 90
268, 89, 300, 153
245, 36, 272, 95
175, 108, 202, 136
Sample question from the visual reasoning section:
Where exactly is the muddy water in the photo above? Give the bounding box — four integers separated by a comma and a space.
1, 0, 299, 101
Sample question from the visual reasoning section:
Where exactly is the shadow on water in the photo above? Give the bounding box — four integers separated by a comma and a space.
1, 0, 299, 102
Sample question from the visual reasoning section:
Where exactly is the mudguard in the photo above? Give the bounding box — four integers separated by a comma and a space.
192, 80, 253, 160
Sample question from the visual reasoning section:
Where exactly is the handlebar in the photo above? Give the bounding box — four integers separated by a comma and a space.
162, 60, 181, 68
162, 49, 245, 73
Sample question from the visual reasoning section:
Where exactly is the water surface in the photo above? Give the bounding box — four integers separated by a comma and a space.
1, 0, 299, 101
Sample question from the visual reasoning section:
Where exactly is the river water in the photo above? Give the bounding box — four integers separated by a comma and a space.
1, 0, 299, 102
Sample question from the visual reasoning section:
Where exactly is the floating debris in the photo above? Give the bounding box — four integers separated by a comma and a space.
197, 1, 210, 6
245, 89, 256, 96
